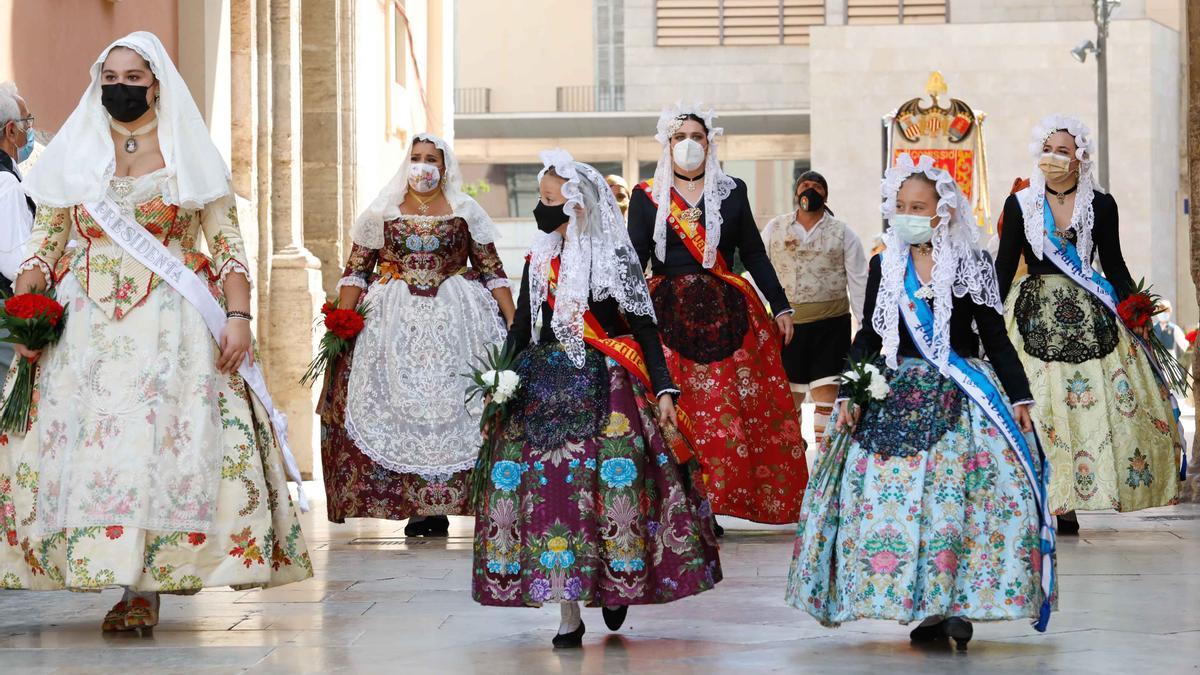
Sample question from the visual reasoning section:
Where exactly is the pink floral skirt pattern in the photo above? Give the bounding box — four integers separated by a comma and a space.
787, 358, 1051, 626
472, 344, 721, 607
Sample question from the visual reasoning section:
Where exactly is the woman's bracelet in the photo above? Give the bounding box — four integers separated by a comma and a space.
227, 310, 253, 322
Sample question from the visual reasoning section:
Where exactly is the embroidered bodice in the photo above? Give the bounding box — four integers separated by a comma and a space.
338, 214, 508, 297
766, 213, 848, 307
22, 169, 250, 320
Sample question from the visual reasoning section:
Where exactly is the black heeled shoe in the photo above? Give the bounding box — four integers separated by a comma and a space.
944, 617, 973, 651
552, 620, 586, 648
712, 517, 724, 538
909, 619, 947, 643
602, 605, 628, 631
426, 515, 450, 537
1057, 512, 1080, 535
404, 518, 431, 537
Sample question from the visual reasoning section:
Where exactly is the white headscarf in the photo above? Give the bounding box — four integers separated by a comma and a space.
24, 31, 230, 209
874, 153, 1003, 374
1020, 114, 1103, 264
528, 148, 656, 368
648, 102, 737, 268
350, 132, 498, 249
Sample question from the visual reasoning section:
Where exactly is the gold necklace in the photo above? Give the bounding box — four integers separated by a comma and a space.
410, 190, 441, 214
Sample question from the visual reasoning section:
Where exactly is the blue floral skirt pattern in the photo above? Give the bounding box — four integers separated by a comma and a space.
473, 342, 722, 607
787, 357, 1052, 626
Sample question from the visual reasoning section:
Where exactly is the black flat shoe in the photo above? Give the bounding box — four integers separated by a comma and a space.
404, 518, 431, 537
552, 621, 585, 648
426, 515, 450, 537
712, 517, 724, 537
1057, 513, 1080, 535
944, 617, 973, 651
909, 619, 947, 643
602, 605, 628, 631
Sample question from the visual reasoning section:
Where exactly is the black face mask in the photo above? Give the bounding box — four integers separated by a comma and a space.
533, 201, 568, 234
101, 83, 152, 123
797, 187, 826, 213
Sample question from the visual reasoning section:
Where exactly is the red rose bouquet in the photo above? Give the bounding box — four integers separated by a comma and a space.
299, 299, 371, 387
1117, 278, 1190, 395
0, 290, 67, 433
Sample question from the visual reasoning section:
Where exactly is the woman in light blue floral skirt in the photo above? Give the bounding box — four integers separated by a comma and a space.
786, 155, 1056, 650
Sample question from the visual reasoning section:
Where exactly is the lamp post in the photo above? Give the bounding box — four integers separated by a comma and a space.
1071, 0, 1120, 187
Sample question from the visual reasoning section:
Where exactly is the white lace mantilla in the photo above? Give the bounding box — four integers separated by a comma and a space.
1021, 114, 1103, 264
875, 154, 1002, 374
344, 275, 505, 479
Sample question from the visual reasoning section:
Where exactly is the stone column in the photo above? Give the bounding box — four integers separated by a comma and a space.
230, 0, 261, 332
301, 0, 346, 293
266, 0, 323, 478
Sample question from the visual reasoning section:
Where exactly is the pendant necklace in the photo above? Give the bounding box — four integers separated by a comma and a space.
674, 170, 705, 194
1045, 183, 1077, 206
411, 190, 440, 214
109, 117, 159, 154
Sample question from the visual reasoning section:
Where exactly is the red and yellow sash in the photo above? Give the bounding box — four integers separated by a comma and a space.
639, 179, 771, 321
542, 255, 695, 463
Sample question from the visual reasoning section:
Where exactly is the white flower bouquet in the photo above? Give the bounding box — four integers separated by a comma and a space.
814, 354, 891, 492
466, 342, 522, 504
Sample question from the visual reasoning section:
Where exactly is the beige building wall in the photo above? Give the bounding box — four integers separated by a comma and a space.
455, 0, 595, 113
809, 19, 1185, 318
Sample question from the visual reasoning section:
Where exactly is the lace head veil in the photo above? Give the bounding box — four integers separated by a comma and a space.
649, 102, 737, 268
24, 31, 231, 209
350, 132, 499, 249
1021, 114, 1102, 263
874, 153, 1003, 373
527, 148, 656, 367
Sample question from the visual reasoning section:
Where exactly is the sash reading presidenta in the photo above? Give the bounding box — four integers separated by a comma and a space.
543, 255, 696, 463
1017, 187, 1187, 479
84, 197, 309, 511
639, 179, 772, 321
898, 258, 1055, 631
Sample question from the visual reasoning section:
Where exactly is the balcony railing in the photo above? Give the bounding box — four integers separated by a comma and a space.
455, 87, 491, 114
556, 85, 625, 113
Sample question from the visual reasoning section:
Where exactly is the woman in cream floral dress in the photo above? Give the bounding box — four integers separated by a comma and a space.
0, 32, 310, 633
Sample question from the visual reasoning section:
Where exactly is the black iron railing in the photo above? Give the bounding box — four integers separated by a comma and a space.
555, 85, 625, 113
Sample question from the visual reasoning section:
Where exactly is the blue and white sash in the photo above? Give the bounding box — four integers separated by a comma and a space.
899, 261, 1055, 631
84, 197, 309, 512
1021, 189, 1186, 480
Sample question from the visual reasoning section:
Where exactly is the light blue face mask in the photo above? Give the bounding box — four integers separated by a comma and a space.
889, 213, 934, 245
15, 123, 33, 163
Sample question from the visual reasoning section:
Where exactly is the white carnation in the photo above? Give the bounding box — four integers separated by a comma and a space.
480, 369, 499, 387
867, 377, 890, 401
492, 370, 520, 404
842, 369, 861, 382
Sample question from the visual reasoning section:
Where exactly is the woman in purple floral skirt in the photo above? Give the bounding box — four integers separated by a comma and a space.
471, 149, 721, 648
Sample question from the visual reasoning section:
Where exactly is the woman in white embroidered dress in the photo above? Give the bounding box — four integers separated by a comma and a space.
0, 32, 311, 633
319, 133, 512, 536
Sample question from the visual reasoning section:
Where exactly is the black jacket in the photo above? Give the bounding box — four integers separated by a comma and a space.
506, 260, 677, 397
627, 178, 791, 315
995, 190, 1133, 301
849, 254, 1033, 403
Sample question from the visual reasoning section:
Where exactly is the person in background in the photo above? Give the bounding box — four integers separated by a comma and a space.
763, 170, 867, 451
606, 174, 630, 216
0, 81, 36, 370
1152, 299, 1187, 359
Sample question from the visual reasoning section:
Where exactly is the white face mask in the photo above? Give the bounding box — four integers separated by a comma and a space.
672, 138, 706, 172
408, 162, 441, 193
889, 214, 934, 245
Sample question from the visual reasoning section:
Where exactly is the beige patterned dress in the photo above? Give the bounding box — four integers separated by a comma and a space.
0, 171, 312, 591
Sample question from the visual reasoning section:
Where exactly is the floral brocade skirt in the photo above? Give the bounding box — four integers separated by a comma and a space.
787, 357, 1050, 626
472, 343, 722, 607
0, 275, 312, 592
1006, 274, 1181, 513
649, 273, 807, 524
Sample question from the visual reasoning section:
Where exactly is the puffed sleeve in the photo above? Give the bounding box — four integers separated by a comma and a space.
19, 205, 72, 286
732, 181, 791, 315
200, 195, 252, 286
337, 244, 380, 292
468, 237, 510, 291
625, 308, 678, 398
627, 187, 656, 270
1092, 192, 1134, 301
504, 260, 533, 355
994, 194, 1026, 301
973, 298, 1033, 403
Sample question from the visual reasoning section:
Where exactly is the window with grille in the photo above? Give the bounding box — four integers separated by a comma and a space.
654, 0, 826, 46
845, 0, 948, 25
